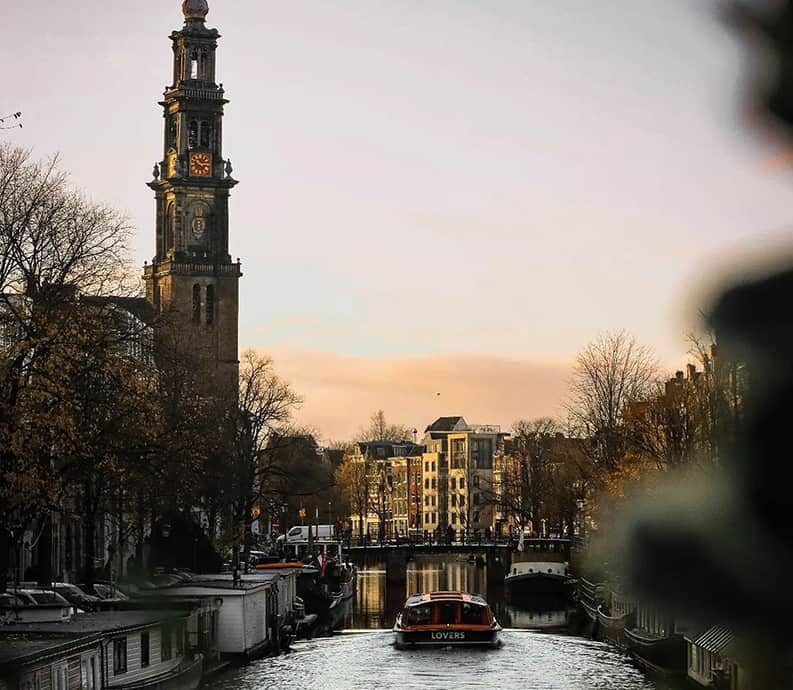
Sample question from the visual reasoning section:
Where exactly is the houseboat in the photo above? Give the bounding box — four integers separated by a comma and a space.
154, 578, 273, 661
624, 601, 690, 678
596, 586, 635, 648
393, 591, 502, 649
686, 625, 741, 688
505, 560, 574, 596
505, 538, 575, 597
578, 578, 606, 626
0, 609, 203, 690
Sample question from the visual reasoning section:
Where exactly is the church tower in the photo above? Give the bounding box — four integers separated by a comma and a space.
145, 0, 241, 398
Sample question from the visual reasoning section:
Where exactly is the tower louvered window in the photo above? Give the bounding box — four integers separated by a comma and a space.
192, 284, 201, 323
206, 285, 215, 325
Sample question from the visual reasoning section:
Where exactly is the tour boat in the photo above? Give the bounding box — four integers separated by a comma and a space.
393, 591, 502, 648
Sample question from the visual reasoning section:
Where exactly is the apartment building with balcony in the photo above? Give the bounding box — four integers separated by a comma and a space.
421, 417, 509, 534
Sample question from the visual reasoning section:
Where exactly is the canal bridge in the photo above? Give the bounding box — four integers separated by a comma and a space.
346, 538, 574, 584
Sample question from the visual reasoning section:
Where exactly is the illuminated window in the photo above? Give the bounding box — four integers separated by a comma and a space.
190, 50, 199, 79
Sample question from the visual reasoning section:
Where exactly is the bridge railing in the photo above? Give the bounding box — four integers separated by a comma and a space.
344, 531, 572, 550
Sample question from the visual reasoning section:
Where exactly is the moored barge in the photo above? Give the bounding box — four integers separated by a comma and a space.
393, 591, 502, 649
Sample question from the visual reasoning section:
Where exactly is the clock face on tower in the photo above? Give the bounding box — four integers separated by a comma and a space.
189, 152, 212, 176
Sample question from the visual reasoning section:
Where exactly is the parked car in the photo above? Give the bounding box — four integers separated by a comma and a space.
0, 592, 27, 608
53, 583, 100, 610
90, 582, 128, 600
6, 590, 40, 606
19, 590, 72, 607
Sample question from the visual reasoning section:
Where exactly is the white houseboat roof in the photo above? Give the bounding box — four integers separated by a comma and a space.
0, 609, 189, 635
0, 633, 101, 669
159, 579, 270, 593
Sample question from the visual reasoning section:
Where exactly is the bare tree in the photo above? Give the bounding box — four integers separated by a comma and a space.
565, 330, 659, 473
687, 333, 746, 463
220, 351, 302, 567
0, 145, 134, 589
336, 450, 374, 543
355, 409, 413, 443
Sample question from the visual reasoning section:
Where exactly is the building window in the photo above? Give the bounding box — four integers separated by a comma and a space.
113, 638, 127, 675
424, 478, 429, 490
141, 631, 150, 667
190, 50, 199, 79
451, 495, 457, 507
431, 461, 436, 472
431, 478, 436, 489
452, 514, 457, 525
51, 663, 68, 690
161, 624, 173, 661
473, 475, 480, 487
206, 285, 215, 325
192, 284, 201, 323
451, 477, 456, 490
460, 477, 465, 489
473, 493, 480, 505
176, 622, 185, 654
424, 462, 429, 472
80, 654, 99, 690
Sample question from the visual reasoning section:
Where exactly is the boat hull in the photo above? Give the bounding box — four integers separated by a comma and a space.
624, 628, 687, 676
505, 572, 574, 596
394, 628, 501, 648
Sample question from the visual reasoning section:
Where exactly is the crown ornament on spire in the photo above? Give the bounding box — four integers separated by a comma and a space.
182, 0, 209, 22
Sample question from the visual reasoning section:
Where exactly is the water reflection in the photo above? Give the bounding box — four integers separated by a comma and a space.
346, 555, 575, 632
205, 556, 660, 690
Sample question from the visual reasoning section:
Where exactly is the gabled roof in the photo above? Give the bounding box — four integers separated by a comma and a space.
358, 441, 423, 457
81, 295, 156, 325
425, 416, 468, 432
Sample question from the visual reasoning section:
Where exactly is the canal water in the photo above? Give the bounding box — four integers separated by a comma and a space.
206, 555, 662, 690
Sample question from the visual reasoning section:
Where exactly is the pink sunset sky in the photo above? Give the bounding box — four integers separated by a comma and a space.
6, 0, 793, 440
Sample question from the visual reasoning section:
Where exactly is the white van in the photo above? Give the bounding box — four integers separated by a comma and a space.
280, 524, 336, 543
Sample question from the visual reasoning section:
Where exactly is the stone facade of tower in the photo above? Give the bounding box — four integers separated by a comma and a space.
144, 0, 241, 399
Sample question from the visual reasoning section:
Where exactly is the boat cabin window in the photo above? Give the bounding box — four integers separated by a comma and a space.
437, 602, 457, 625
405, 604, 433, 625
461, 602, 487, 625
